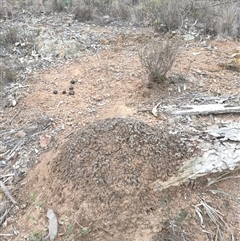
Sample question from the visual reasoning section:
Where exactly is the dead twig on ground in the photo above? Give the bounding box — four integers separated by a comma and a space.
0, 181, 17, 205
194, 199, 235, 241
0, 234, 15, 237
9, 109, 21, 125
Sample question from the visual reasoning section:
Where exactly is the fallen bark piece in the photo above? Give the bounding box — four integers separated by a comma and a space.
47, 209, 58, 241
172, 104, 240, 115
153, 125, 240, 191
207, 126, 240, 141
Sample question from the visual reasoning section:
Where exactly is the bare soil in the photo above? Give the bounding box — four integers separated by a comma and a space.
1, 18, 240, 241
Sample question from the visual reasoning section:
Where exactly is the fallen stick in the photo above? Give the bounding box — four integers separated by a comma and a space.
0, 181, 17, 205
9, 110, 21, 125
0, 234, 15, 237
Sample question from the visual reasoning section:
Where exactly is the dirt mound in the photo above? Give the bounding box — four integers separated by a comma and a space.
51, 118, 190, 240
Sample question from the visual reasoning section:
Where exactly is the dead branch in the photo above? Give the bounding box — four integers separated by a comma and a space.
0, 181, 17, 205
172, 104, 240, 115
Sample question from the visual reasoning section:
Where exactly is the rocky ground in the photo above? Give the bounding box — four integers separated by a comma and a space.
0, 8, 240, 241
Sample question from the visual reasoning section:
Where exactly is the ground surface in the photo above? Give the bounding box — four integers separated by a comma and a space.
0, 11, 240, 241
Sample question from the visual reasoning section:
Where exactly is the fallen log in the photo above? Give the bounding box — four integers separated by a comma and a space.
172, 104, 240, 115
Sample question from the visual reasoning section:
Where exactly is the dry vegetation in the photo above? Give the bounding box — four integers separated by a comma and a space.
1, 0, 239, 89
139, 38, 180, 83
0, 1, 240, 241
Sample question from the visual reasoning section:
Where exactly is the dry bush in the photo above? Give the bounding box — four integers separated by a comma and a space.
131, 0, 240, 37
0, 28, 18, 46
187, 0, 240, 37
190, 0, 219, 35
110, 2, 131, 20
139, 39, 179, 83
73, 0, 132, 20
2, 68, 17, 83
51, 0, 66, 12
131, 0, 193, 31
73, 4, 93, 22
0, 66, 17, 90
216, 2, 240, 38
80, 0, 113, 15
154, 0, 193, 31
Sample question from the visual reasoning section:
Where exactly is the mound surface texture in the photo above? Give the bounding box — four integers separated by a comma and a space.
51, 118, 189, 240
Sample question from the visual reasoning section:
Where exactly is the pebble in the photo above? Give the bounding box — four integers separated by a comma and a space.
69, 90, 75, 95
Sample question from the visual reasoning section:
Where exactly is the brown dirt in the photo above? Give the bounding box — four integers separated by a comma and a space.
1, 31, 240, 241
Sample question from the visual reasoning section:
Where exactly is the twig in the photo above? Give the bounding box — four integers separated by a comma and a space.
0, 181, 17, 205
0, 209, 11, 225
0, 174, 15, 178
65, 131, 74, 139
0, 233, 15, 237
152, 102, 161, 117
210, 190, 240, 205
10, 85, 31, 91
9, 109, 21, 125
74, 212, 91, 234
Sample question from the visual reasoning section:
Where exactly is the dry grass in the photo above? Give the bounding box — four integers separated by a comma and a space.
194, 199, 235, 241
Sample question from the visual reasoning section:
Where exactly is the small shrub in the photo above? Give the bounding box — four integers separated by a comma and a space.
82, 227, 89, 236
0, 67, 17, 87
139, 39, 179, 83
25, 232, 43, 241
3, 68, 17, 83
0, 28, 18, 46
111, 2, 131, 20
216, 3, 240, 37
81, 0, 111, 15
73, 5, 93, 22
153, 220, 188, 241
156, 0, 184, 31
139, 0, 193, 32
191, 1, 218, 35
51, 0, 66, 12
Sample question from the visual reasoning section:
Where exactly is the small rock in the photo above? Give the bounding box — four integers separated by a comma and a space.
62, 90, 67, 94
11, 99, 17, 107
69, 90, 75, 95
40, 134, 52, 148
69, 86, 74, 90
53, 90, 58, 94
71, 79, 76, 84
16, 131, 26, 138
0, 142, 7, 153
42, 236, 50, 241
